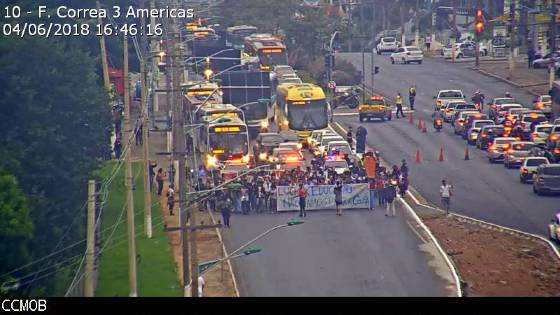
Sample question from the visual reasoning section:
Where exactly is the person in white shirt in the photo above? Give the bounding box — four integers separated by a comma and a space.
440, 179, 453, 215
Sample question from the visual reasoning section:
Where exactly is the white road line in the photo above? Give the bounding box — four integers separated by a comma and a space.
406, 220, 429, 244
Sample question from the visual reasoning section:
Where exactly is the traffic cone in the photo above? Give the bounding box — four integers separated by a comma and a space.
464, 146, 470, 160
422, 121, 427, 133
438, 146, 445, 162
408, 112, 414, 124
415, 149, 422, 164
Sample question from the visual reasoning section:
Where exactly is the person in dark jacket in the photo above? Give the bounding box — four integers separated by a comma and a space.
346, 127, 354, 150
355, 126, 367, 154
399, 176, 409, 198
334, 181, 343, 216
385, 180, 397, 217
221, 199, 232, 228
113, 137, 122, 160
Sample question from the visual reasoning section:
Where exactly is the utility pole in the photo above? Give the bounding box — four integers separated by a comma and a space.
84, 180, 96, 297
97, 1, 111, 92
123, 34, 138, 297
415, 0, 420, 47
508, 0, 516, 79
371, 0, 375, 88
451, 0, 457, 63
431, 0, 436, 53
550, 0, 558, 53
400, 4, 405, 45
141, 53, 152, 238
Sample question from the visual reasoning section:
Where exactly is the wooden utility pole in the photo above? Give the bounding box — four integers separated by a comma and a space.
84, 180, 96, 297
141, 58, 152, 238
451, 0, 458, 63
123, 34, 138, 297
415, 0, 420, 47
97, 1, 111, 92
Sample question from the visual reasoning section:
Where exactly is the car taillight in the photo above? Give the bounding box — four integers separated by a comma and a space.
551, 134, 560, 141
482, 134, 487, 138
536, 103, 544, 109
507, 148, 514, 154
555, 149, 560, 155
521, 168, 528, 173
491, 105, 497, 109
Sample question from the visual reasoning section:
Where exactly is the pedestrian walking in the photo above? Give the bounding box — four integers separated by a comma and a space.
440, 179, 453, 215
395, 93, 404, 118
334, 181, 343, 216
148, 160, 157, 189
408, 85, 416, 110
376, 176, 385, 206
256, 185, 265, 214
221, 199, 232, 228
113, 137, 122, 160
400, 159, 409, 178
167, 185, 175, 216
398, 176, 409, 198
528, 44, 535, 69
369, 179, 376, 210
355, 125, 367, 154
346, 127, 354, 150
156, 168, 166, 196
241, 190, 250, 215
385, 179, 397, 217
297, 183, 308, 217
269, 182, 277, 213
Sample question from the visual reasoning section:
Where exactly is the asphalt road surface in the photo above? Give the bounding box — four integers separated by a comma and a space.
222, 207, 453, 297
334, 52, 559, 237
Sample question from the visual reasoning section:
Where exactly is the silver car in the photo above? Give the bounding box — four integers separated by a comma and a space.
487, 137, 517, 163
504, 141, 536, 168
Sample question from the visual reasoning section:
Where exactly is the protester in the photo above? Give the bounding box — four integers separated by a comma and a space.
399, 176, 408, 198
221, 199, 232, 228
297, 183, 308, 217
385, 179, 397, 217
368, 179, 376, 211
334, 181, 343, 216
440, 179, 453, 215
241, 189, 250, 215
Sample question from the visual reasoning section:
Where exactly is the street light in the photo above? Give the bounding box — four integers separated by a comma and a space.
197, 247, 262, 275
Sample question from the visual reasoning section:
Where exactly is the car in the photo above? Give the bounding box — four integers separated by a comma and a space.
533, 95, 553, 117
454, 111, 480, 135
255, 132, 284, 161
390, 46, 424, 64
441, 101, 467, 122
554, 118, 560, 125
504, 141, 536, 168
519, 112, 548, 135
450, 105, 478, 126
461, 113, 489, 138
268, 147, 304, 170
278, 142, 303, 152
279, 130, 299, 143
547, 126, 560, 148
488, 97, 516, 119
530, 124, 554, 146
434, 90, 465, 111
532, 51, 560, 69
326, 140, 353, 156
358, 96, 392, 122
466, 120, 495, 144
314, 135, 344, 156
533, 164, 560, 195
545, 142, 560, 163
487, 137, 517, 163
494, 103, 523, 124
442, 41, 487, 59
476, 125, 505, 149
547, 213, 560, 241
324, 158, 350, 175
519, 157, 550, 183
308, 129, 335, 149
377, 36, 398, 54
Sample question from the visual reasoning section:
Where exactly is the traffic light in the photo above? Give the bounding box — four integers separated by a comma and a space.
474, 8, 485, 38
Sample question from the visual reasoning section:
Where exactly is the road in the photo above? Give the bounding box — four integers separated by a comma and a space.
334, 52, 559, 237
222, 207, 454, 297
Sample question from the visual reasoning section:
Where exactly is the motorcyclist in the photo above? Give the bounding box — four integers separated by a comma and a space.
471, 90, 485, 112
432, 110, 444, 126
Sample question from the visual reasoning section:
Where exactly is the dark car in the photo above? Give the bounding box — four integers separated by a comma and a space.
533, 51, 560, 69
487, 97, 516, 120
476, 125, 505, 150
545, 142, 560, 163
255, 133, 283, 162
533, 164, 560, 195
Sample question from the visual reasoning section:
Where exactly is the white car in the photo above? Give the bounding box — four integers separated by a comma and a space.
390, 46, 424, 64
324, 158, 350, 175
326, 140, 353, 156
519, 157, 549, 183
377, 37, 398, 54
314, 135, 344, 156
467, 120, 495, 145
308, 129, 334, 149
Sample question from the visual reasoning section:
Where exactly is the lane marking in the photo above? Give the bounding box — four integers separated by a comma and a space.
407, 220, 430, 244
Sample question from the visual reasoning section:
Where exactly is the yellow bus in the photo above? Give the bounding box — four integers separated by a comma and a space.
275, 83, 329, 142
199, 117, 250, 170
243, 34, 288, 71
184, 82, 222, 110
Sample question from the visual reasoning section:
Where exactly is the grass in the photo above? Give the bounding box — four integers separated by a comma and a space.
94, 161, 181, 297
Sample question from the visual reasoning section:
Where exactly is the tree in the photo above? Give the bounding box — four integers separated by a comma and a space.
0, 173, 33, 296
0, 36, 111, 294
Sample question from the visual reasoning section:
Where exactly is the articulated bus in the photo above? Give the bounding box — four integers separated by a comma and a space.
243, 34, 288, 71
226, 25, 258, 48
199, 117, 251, 170
275, 83, 329, 143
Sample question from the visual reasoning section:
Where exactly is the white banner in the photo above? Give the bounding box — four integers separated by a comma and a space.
276, 184, 370, 212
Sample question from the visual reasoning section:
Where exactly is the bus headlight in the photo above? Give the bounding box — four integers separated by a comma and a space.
297, 143, 303, 149
241, 155, 250, 164
259, 153, 268, 161
260, 120, 269, 129
207, 155, 218, 168
282, 120, 289, 127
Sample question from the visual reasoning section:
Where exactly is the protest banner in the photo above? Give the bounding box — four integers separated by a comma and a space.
276, 184, 370, 212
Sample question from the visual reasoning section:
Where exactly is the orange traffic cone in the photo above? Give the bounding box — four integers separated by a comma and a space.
415, 149, 422, 164
438, 146, 445, 162
408, 112, 414, 124
464, 146, 470, 160
422, 121, 427, 133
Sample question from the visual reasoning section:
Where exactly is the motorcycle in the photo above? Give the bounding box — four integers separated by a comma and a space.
434, 118, 443, 132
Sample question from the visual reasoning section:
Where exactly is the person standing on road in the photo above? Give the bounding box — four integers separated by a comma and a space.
400, 159, 409, 178
156, 168, 166, 196
368, 179, 376, 211
398, 176, 409, 198
385, 179, 397, 217
440, 179, 453, 215
408, 85, 417, 110
297, 183, 308, 217
221, 199, 232, 228
355, 125, 367, 154
334, 181, 343, 216
395, 93, 404, 118
241, 189, 250, 215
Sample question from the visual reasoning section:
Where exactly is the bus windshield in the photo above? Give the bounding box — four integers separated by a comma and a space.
258, 50, 288, 66
242, 102, 268, 121
209, 132, 248, 157
287, 100, 328, 130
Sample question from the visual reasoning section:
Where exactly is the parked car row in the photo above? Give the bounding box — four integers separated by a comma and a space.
434, 89, 560, 196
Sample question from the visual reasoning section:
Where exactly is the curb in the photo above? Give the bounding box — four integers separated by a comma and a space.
207, 210, 241, 297
329, 121, 463, 297
472, 68, 541, 97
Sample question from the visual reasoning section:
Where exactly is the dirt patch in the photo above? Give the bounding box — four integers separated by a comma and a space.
421, 213, 560, 296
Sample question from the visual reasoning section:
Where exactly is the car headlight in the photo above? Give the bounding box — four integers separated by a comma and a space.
259, 153, 268, 161
241, 155, 250, 164
260, 120, 269, 129
207, 155, 218, 168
